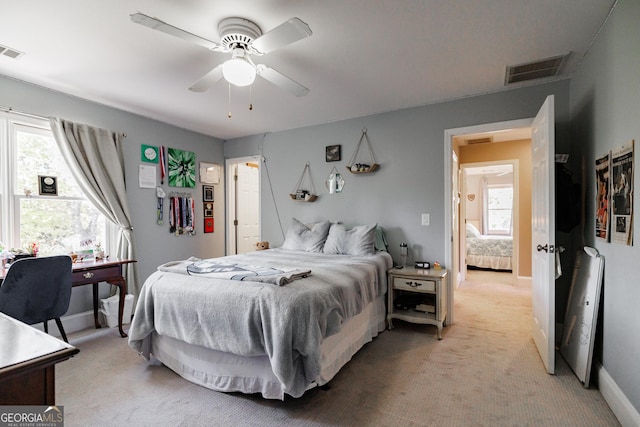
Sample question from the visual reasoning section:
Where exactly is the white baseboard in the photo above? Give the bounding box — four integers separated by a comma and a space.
596, 362, 640, 427
517, 275, 531, 288
31, 310, 100, 338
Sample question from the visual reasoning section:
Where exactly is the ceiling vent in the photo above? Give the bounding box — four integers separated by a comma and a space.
505, 54, 567, 85
0, 44, 24, 60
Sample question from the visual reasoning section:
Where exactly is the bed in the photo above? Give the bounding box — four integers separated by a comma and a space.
128, 219, 392, 400
465, 223, 513, 271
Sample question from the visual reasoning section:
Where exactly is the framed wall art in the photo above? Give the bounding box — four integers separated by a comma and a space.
199, 162, 221, 184
203, 185, 214, 202
326, 145, 341, 162
168, 148, 196, 188
204, 218, 214, 233
204, 202, 214, 218
141, 144, 159, 163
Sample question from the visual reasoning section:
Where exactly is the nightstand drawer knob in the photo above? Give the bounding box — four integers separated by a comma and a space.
83, 272, 94, 279
405, 281, 421, 287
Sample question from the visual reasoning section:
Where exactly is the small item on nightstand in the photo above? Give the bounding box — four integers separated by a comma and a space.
400, 242, 408, 267
414, 261, 430, 269
433, 261, 442, 270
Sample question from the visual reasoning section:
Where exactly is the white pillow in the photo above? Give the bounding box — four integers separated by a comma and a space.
466, 223, 481, 238
281, 218, 331, 252
323, 223, 377, 256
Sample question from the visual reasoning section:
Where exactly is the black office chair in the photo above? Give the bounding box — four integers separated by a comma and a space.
0, 255, 73, 342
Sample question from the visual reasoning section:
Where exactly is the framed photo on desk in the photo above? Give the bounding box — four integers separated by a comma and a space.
38, 175, 58, 196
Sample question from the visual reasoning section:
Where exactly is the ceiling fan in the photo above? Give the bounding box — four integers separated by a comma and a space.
130, 12, 312, 97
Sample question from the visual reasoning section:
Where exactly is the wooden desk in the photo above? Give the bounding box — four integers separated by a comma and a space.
1, 258, 136, 338
0, 312, 79, 405
70, 258, 136, 338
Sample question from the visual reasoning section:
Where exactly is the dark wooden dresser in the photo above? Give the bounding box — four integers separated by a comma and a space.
0, 312, 79, 405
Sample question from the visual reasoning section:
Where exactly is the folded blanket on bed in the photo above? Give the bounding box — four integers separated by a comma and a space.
246, 270, 311, 286
158, 257, 311, 286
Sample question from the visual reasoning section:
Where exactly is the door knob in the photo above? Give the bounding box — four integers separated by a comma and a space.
536, 244, 555, 253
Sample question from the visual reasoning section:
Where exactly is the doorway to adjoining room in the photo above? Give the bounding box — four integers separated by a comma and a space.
226, 156, 261, 255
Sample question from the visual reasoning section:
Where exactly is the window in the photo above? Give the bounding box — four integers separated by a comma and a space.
0, 112, 106, 256
485, 184, 513, 235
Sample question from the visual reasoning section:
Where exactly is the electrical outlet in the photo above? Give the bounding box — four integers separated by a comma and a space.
421, 213, 430, 226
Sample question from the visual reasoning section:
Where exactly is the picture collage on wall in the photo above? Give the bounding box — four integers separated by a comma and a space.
596, 139, 634, 246
138, 144, 220, 234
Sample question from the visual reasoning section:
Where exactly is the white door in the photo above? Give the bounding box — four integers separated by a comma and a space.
531, 95, 555, 374
235, 162, 260, 254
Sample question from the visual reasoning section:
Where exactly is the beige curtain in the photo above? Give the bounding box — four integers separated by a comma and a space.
49, 117, 139, 297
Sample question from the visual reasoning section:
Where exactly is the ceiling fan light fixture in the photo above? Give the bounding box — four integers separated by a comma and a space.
222, 48, 256, 87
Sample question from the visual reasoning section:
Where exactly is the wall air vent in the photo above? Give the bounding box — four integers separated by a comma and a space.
467, 137, 493, 145
0, 44, 24, 60
505, 54, 567, 85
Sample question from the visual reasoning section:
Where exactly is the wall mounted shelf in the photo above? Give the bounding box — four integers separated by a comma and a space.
289, 162, 318, 202
346, 128, 380, 174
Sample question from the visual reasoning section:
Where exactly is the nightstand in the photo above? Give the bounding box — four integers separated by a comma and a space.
387, 267, 448, 339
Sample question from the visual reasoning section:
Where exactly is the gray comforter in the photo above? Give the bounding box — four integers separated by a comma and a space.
128, 248, 392, 397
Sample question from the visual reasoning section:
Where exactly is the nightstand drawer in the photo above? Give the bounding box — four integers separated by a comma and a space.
393, 277, 436, 293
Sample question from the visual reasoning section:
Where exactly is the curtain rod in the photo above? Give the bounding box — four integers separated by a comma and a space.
0, 106, 127, 138
0, 105, 47, 121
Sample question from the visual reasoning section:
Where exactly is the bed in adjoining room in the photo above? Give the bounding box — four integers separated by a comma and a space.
128, 218, 392, 400
465, 223, 513, 271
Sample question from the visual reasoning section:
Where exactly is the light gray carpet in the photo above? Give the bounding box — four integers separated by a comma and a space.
57, 271, 619, 426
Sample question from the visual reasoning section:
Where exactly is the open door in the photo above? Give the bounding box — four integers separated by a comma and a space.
531, 95, 556, 374
226, 157, 261, 255
236, 162, 260, 253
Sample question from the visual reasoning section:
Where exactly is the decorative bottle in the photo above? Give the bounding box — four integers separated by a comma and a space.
400, 242, 408, 267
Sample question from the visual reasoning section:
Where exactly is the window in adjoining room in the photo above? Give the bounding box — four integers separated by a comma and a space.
0, 113, 108, 256
485, 184, 513, 235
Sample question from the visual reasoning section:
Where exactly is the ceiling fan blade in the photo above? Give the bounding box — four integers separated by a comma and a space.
130, 12, 223, 52
251, 18, 312, 54
256, 64, 309, 97
189, 65, 224, 92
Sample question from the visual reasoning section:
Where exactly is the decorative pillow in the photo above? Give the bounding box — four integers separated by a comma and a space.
323, 223, 377, 256
466, 223, 481, 238
281, 218, 331, 252
374, 226, 388, 252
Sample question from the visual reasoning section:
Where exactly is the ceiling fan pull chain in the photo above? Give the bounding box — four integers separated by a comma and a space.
249, 85, 253, 111
227, 82, 232, 118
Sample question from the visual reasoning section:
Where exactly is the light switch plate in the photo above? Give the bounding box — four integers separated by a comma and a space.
421, 213, 430, 226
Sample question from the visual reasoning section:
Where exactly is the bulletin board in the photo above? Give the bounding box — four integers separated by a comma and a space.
559, 246, 604, 388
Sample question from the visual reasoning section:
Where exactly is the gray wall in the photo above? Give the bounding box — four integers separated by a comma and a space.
225, 80, 570, 267
570, 0, 640, 414
5, 9, 636, 412
1, 75, 224, 314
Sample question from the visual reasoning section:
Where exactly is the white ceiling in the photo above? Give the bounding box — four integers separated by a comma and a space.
1, 1, 615, 140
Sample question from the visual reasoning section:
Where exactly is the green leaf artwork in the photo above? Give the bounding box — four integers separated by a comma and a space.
167, 148, 196, 188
